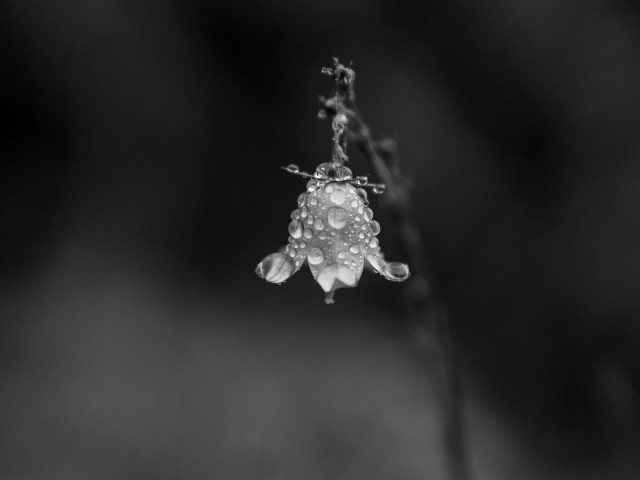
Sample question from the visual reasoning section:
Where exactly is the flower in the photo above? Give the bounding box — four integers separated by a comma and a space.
256, 164, 410, 304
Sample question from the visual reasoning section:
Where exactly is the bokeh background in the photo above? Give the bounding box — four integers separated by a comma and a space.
2, 1, 640, 479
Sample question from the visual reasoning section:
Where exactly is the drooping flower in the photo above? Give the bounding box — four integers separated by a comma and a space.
256, 163, 410, 304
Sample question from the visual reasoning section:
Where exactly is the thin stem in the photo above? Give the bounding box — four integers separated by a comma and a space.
320, 60, 471, 480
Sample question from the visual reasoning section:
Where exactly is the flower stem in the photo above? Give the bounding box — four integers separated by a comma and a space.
320, 59, 471, 480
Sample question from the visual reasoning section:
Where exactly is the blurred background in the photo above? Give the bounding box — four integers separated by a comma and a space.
2, 0, 640, 479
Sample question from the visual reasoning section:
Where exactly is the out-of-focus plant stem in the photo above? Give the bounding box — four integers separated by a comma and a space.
320, 59, 471, 480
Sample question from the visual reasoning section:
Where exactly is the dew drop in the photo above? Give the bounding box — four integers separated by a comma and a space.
327, 207, 348, 229
289, 249, 297, 257
358, 232, 366, 239
319, 232, 327, 240
357, 205, 364, 214
309, 196, 318, 206
307, 247, 325, 265
330, 189, 346, 205
355, 215, 361, 222
370, 220, 381, 235
299, 241, 306, 249
369, 237, 379, 248
350, 199, 359, 208
337, 251, 346, 259
303, 229, 313, 239
256, 253, 295, 284
349, 244, 361, 254
291, 209, 300, 220
361, 224, 367, 230
298, 193, 306, 206
300, 207, 308, 218
325, 184, 335, 193
334, 165, 352, 180
372, 185, 386, 194
355, 176, 368, 186
307, 216, 314, 225
385, 262, 410, 280
314, 218, 324, 230
286, 164, 300, 173
288, 220, 303, 239
364, 208, 374, 222
356, 188, 367, 200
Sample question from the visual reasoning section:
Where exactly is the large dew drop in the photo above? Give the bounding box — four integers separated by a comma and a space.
288, 220, 303, 239
256, 253, 295, 284
307, 247, 325, 265
385, 262, 410, 281
364, 207, 374, 222
330, 189, 346, 205
370, 220, 381, 235
327, 207, 348, 229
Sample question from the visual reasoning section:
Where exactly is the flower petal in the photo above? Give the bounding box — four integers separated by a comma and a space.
366, 254, 410, 282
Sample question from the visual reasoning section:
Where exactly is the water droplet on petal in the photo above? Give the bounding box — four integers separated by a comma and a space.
355, 215, 361, 222
350, 199, 359, 208
364, 208, 374, 222
358, 232, 366, 239
334, 166, 352, 180
314, 218, 324, 230
356, 188, 367, 200
256, 253, 295, 284
288, 220, 303, 238
300, 207, 308, 218
330, 189, 346, 205
337, 251, 346, 259
355, 176, 368, 186
327, 207, 348, 229
298, 193, 306, 206
299, 241, 306, 249
289, 249, 297, 257
357, 205, 364, 214
291, 209, 300, 220
349, 244, 361, 254
369, 237, 379, 249
325, 184, 335, 193
286, 164, 300, 173
384, 262, 410, 281
370, 220, 381, 235
307, 247, 325, 265
372, 185, 386, 194
303, 229, 313, 239
309, 196, 318, 206
319, 232, 327, 240
307, 215, 314, 225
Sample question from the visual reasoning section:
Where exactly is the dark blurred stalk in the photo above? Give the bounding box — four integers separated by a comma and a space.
320, 59, 470, 480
